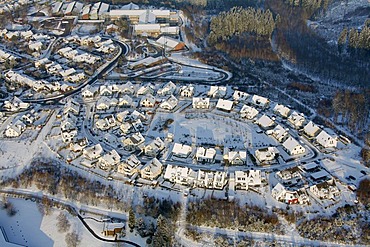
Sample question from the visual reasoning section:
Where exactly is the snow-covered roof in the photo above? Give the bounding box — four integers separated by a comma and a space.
303, 121, 321, 137
172, 143, 192, 157
257, 114, 274, 128
216, 99, 233, 111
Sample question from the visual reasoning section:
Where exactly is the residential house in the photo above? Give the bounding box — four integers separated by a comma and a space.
315, 130, 337, 148
196, 170, 227, 190
216, 99, 233, 112
122, 132, 145, 151
119, 82, 136, 95
195, 147, 216, 163
117, 154, 141, 177
119, 122, 133, 136
256, 114, 275, 129
137, 84, 154, 96
254, 147, 279, 163
276, 167, 302, 186
192, 97, 210, 109
159, 95, 178, 110
69, 137, 89, 152
273, 104, 290, 118
208, 86, 227, 98
271, 183, 308, 205
103, 223, 124, 237
232, 90, 250, 102
303, 121, 321, 138
240, 105, 259, 120
99, 149, 121, 170
140, 94, 156, 108
179, 84, 194, 97
81, 85, 97, 99
172, 143, 192, 158
4, 120, 26, 138
116, 111, 129, 123
140, 158, 163, 180
144, 137, 165, 157
96, 96, 111, 111
269, 124, 289, 143
157, 81, 176, 96
309, 181, 340, 200
223, 150, 247, 165
99, 85, 113, 96
287, 111, 305, 129
63, 99, 80, 115
83, 144, 103, 160
282, 136, 306, 156
250, 95, 269, 108
164, 165, 192, 186
118, 95, 133, 108
234, 170, 266, 190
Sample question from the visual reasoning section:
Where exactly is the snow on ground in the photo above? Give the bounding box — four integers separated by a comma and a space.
0, 198, 54, 247
322, 143, 370, 186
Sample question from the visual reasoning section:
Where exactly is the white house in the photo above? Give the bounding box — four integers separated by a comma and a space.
223, 151, 247, 165
282, 136, 306, 156
172, 143, 192, 158
159, 95, 178, 110
117, 154, 141, 177
82, 85, 97, 99
250, 95, 269, 108
309, 181, 340, 200
137, 84, 154, 96
270, 124, 289, 143
271, 183, 307, 205
83, 144, 103, 160
273, 104, 290, 118
240, 105, 259, 120
179, 84, 194, 97
276, 167, 302, 186
303, 121, 321, 137
287, 111, 305, 129
216, 99, 233, 112
195, 147, 216, 163
140, 94, 156, 108
96, 96, 111, 111
196, 170, 227, 190
140, 158, 163, 180
122, 132, 145, 151
208, 86, 227, 98
157, 81, 176, 96
69, 137, 89, 153
254, 147, 279, 163
99, 85, 113, 96
232, 90, 249, 102
315, 130, 337, 148
118, 95, 133, 108
234, 170, 266, 190
4, 120, 26, 138
164, 165, 192, 185
256, 114, 275, 129
192, 97, 210, 109
63, 99, 80, 115
99, 149, 121, 170
144, 137, 165, 157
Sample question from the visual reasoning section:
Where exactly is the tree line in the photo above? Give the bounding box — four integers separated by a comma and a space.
208, 7, 276, 45
338, 20, 370, 53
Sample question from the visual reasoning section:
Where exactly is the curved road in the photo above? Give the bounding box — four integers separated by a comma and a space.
21, 39, 129, 104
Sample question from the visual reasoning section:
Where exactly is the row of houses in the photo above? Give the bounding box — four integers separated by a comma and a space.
52, 1, 179, 23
